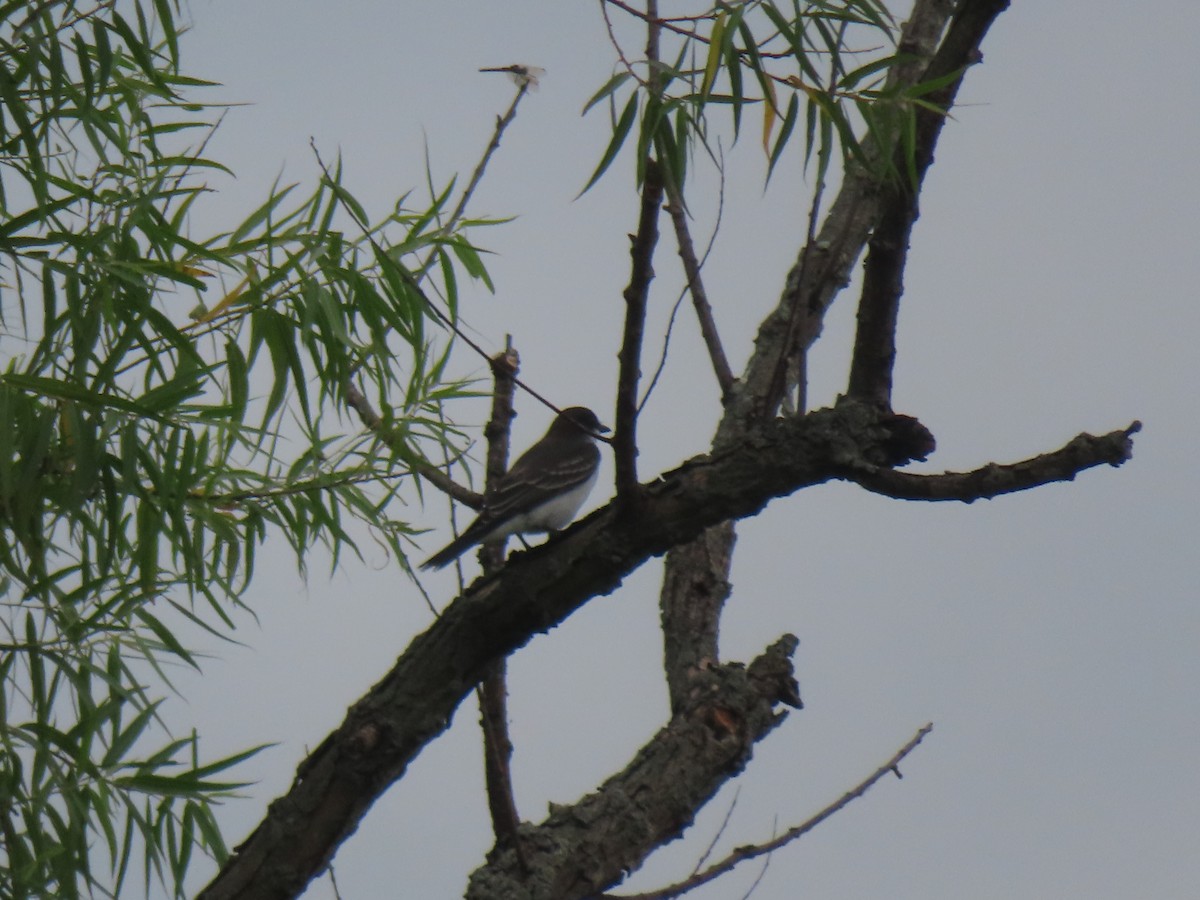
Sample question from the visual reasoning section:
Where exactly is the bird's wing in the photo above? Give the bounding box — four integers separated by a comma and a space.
483, 443, 600, 521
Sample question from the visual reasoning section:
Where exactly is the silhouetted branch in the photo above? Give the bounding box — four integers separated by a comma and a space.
197, 401, 934, 900
664, 183, 735, 400
725, 0, 963, 436
608, 724, 935, 900
199, 393, 1132, 899
476, 343, 525, 864
847, 422, 1140, 501
614, 7, 664, 502
344, 381, 482, 508
468, 636, 803, 899
846, 0, 1010, 404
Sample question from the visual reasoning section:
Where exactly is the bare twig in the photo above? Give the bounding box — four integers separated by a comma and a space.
762, 176, 825, 418
692, 786, 740, 876
640, 145, 726, 414
664, 181, 735, 400
737, 817, 775, 900
413, 76, 535, 284
603, 0, 715, 44
344, 381, 482, 508
614, 4, 664, 502
847, 422, 1141, 502
610, 724, 935, 900
474, 344, 527, 866
600, 0, 647, 87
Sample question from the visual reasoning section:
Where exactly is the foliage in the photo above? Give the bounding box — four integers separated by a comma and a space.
584, 0, 954, 193
0, 1, 488, 895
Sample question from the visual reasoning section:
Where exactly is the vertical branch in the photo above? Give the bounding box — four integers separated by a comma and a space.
476, 340, 525, 864
660, 522, 736, 713
844, 185, 912, 406
613, 2, 664, 504
847, 0, 1006, 405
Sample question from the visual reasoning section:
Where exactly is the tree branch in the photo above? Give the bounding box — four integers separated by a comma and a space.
608, 723, 935, 900
654, 0, 969, 802
197, 397, 1132, 900
723, 0, 964, 437
466, 636, 803, 899
660, 521, 736, 714
847, 0, 1010, 405
664, 183, 735, 400
847, 422, 1140, 501
476, 343, 524, 861
614, 7, 664, 503
344, 381, 482, 509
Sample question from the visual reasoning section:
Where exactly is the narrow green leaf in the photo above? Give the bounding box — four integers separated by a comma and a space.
581, 72, 631, 115
767, 92, 800, 183
132, 608, 198, 669
579, 91, 639, 195
701, 11, 728, 98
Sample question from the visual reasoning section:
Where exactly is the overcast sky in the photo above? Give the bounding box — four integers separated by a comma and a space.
175, 2, 1199, 898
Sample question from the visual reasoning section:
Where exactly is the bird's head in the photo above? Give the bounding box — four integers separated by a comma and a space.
557, 407, 610, 441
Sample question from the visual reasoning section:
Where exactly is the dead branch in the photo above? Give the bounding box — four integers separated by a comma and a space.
664, 183, 735, 400
197, 395, 1133, 899
467, 636, 803, 899
847, 422, 1140, 502
847, 0, 1010, 405
607, 724, 935, 900
476, 344, 524, 862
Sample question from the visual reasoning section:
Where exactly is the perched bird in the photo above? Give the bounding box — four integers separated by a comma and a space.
420, 407, 609, 570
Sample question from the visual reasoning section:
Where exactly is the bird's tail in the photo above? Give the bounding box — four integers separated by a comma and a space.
420, 528, 482, 571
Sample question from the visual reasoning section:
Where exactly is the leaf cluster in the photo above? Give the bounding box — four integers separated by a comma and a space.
0, 2, 494, 895
585, 0, 955, 192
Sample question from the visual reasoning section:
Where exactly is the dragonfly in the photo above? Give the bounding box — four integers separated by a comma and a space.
479, 64, 546, 91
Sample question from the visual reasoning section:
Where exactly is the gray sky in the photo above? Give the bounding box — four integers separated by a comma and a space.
176, 2, 1199, 898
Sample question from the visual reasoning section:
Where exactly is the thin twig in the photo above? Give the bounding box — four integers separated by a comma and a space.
412, 78, 534, 284
691, 786, 740, 875
344, 381, 481, 507
737, 815, 776, 900
640, 145, 726, 414
664, 180, 735, 399
610, 724, 935, 900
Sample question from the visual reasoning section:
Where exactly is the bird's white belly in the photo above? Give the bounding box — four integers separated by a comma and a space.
488, 468, 599, 540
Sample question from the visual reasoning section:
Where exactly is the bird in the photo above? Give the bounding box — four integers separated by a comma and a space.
420, 407, 609, 570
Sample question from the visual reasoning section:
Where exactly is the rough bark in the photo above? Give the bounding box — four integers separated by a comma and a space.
198, 401, 1135, 899
466, 637, 801, 900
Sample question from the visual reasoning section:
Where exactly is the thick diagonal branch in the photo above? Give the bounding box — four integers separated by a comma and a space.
197, 399, 1132, 900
